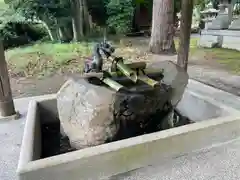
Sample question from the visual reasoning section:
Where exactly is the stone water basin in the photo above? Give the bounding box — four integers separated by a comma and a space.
17, 79, 240, 180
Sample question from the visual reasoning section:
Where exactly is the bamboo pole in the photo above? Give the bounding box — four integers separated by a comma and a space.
102, 77, 124, 91
0, 41, 16, 117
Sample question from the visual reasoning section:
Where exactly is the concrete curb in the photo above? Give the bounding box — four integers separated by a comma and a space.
17, 89, 240, 180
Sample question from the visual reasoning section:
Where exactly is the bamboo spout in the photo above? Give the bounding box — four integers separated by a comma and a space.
102, 77, 124, 91
116, 61, 138, 83
138, 75, 160, 88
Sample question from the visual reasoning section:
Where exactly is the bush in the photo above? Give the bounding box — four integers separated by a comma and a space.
106, 0, 134, 34
0, 22, 48, 49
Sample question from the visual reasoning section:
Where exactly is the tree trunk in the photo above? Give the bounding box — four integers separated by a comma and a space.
149, 0, 176, 54
132, 3, 141, 32
66, 20, 74, 40
78, 0, 84, 37
177, 0, 193, 71
0, 41, 16, 117
56, 19, 72, 42
82, 0, 91, 35
62, 24, 73, 42
72, 18, 78, 41
40, 20, 55, 41
71, 0, 84, 41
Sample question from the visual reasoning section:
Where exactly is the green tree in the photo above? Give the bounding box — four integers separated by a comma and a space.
106, 0, 134, 34
5, 0, 72, 41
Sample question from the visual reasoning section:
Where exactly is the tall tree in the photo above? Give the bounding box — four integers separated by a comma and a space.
71, 0, 92, 41
5, 0, 72, 41
71, 0, 84, 41
177, 0, 194, 71
149, 0, 176, 54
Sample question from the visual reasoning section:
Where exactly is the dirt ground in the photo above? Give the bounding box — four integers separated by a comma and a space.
9, 36, 240, 98
10, 57, 240, 98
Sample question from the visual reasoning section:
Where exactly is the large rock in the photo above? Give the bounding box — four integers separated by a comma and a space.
57, 74, 173, 149
57, 77, 119, 149
199, 34, 222, 48
57, 61, 189, 149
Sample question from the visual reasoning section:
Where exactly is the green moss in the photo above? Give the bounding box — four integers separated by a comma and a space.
179, 37, 240, 75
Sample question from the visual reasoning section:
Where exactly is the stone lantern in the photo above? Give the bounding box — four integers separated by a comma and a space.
208, 0, 230, 29
200, 2, 219, 30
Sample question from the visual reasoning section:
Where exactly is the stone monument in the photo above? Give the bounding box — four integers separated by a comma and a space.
199, 0, 240, 51
199, 3, 222, 48
200, 2, 219, 30
208, 2, 230, 29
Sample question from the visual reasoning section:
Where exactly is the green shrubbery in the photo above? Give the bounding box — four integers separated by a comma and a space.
106, 0, 134, 34
0, 0, 220, 49
0, 22, 48, 49
0, 0, 141, 47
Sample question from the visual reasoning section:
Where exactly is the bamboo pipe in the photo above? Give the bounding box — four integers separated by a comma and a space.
102, 77, 124, 91
108, 56, 138, 83
138, 75, 160, 88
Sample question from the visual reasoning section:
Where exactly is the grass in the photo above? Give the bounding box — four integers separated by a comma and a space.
6, 42, 93, 77
185, 38, 240, 74
5, 37, 240, 78
197, 48, 240, 74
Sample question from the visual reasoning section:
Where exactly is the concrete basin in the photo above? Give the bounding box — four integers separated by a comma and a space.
17, 80, 240, 180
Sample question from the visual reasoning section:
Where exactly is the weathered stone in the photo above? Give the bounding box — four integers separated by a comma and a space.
57, 77, 119, 149
199, 34, 222, 48
57, 61, 189, 149
199, 30, 225, 48
208, 14, 230, 30
57, 74, 173, 149
222, 35, 240, 51
147, 61, 189, 107
208, 4, 230, 30
229, 17, 240, 30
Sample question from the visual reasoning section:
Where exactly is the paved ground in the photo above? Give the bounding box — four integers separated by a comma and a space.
114, 137, 240, 180
150, 55, 240, 96
0, 97, 31, 180
188, 65, 240, 96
